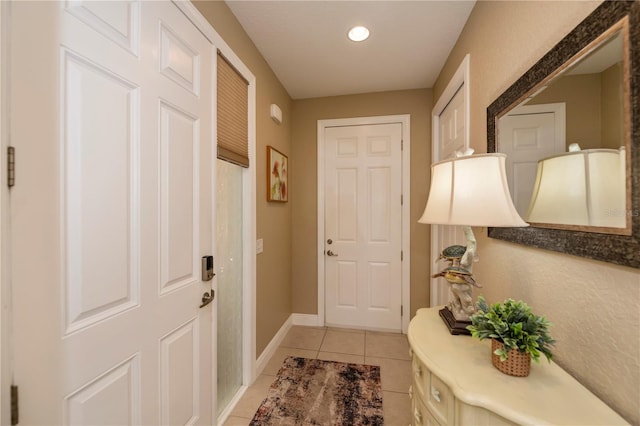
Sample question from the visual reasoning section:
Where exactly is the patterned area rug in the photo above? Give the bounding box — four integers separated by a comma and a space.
250, 356, 384, 425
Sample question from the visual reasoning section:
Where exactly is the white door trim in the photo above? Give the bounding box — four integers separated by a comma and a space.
174, 2, 258, 421
0, 2, 7, 423
317, 115, 411, 333
430, 54, 470, 307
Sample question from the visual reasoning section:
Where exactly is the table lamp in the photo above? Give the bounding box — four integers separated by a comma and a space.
418, 152, 528, 334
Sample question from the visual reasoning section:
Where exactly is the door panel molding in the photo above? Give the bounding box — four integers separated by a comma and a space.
61, 47, 141, 334
160, 318, 200, 425
64, 354, 141, 425
159, 100, 200, 295
65, 0, 140, 57
317, 115, 411, 333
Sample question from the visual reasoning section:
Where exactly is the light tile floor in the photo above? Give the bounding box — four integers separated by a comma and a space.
224, 326, 413, 426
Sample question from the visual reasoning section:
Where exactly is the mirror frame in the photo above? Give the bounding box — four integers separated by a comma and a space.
487, 0, 639, 269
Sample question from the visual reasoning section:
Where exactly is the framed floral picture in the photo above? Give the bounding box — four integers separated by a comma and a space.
267, 146, 288, 202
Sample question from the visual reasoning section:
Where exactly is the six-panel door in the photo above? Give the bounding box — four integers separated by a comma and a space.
10, 1, 214, 423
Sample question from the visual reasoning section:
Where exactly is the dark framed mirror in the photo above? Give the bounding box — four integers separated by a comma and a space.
487, 0, 639, 268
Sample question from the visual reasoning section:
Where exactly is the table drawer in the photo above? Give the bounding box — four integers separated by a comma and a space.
412, 354, 429, 400
427, 372, 454, 425
412, 353, 454, 425
412, 386, 441, 426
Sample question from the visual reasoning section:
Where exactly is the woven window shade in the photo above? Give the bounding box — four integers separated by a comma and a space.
217, 52, 249, 167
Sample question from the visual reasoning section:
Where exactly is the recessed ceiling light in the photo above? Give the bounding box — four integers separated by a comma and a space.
348, 26, 370, 42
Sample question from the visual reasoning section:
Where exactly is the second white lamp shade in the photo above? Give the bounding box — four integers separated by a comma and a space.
526, 148, 626, 227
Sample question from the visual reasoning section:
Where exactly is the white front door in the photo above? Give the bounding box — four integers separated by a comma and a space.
499, 103, 566, 216
432, 85, 466, 306
324, 123, 403, 331
10, 1, 214, 424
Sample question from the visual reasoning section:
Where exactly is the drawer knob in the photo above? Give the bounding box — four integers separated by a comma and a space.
414, 408, 423, 425
431, 386, 441, 403
414, 366, 422, 377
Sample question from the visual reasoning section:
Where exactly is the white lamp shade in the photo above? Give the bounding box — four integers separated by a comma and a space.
526, 148, 626, 227
418, 153, 528, 227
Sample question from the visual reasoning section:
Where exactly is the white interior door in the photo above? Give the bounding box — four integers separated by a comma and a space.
324, 123, 402, 331
432, 85, 466, 307
499, 103, 566, 216
10, 1, 214, 423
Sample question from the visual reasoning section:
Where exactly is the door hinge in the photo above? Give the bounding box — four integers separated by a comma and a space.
401, 251, 403, 261
8, 146, 15, 188
401, 305, 404, 316
401, 139, 404, 151
401, 194, 403, 205
11, 385, 18, 426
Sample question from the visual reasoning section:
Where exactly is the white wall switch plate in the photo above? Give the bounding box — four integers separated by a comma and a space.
256, 238, 264, 254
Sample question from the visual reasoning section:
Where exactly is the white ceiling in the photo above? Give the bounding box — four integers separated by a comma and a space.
225, 1, 476, 100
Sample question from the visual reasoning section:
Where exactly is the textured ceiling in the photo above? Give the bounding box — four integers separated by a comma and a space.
226, 1, 476, 99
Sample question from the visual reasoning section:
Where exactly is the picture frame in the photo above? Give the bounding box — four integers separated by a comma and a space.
267, 145, 288, 202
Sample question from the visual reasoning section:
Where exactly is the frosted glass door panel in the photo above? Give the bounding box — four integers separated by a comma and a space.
216, 159, 243, 415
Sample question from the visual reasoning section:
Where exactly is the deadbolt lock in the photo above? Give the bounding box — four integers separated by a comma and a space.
202, 256, 215, 281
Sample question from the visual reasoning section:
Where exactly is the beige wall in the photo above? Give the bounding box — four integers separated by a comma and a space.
193, 1, 293, 355
291, 90, 432, 319
601, 63, 624, 149
191, 4, 639, 421
434, 1, 639, 423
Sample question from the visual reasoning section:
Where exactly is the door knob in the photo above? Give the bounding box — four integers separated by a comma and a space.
327, 250, 338, 257
199, 290, 215, 308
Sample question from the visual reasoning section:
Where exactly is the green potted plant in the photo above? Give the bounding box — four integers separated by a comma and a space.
467, 296, 555, 377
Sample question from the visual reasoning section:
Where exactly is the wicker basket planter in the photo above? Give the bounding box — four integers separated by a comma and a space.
491, 339, 531, 377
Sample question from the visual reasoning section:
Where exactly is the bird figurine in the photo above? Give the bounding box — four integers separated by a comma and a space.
432, 265, 482, 288
433, 244, 482, 322
438, 244, 467, 266
433, 244, 482, 288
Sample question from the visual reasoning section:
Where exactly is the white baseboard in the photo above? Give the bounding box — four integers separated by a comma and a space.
255, 314, 293, 376
254, 313, 323, 377
291, 313, 322, 327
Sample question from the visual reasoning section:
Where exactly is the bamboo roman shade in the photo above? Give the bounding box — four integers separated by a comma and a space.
217, 52, 249, 167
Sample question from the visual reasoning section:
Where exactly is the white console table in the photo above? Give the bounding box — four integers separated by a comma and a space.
407, 307, 628, 425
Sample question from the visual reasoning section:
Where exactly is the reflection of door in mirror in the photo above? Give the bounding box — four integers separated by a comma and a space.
499, 103, 566, 216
